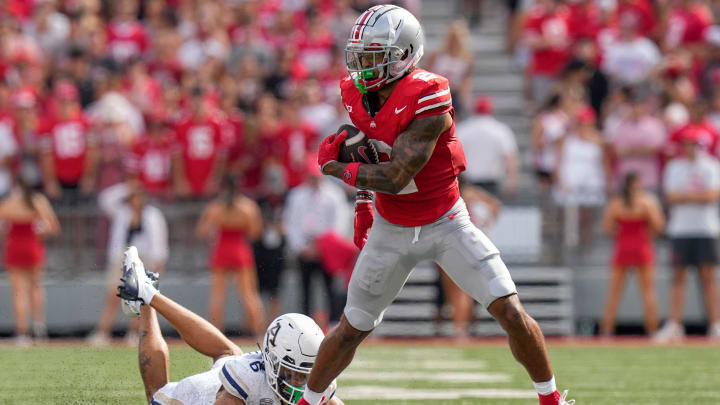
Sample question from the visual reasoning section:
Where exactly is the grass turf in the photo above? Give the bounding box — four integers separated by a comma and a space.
1, 341, 719, 404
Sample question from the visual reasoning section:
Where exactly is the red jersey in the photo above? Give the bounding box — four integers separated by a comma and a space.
665, 4, 713, 49
128, 134, 172, 194
218, 110, 245, 165
38, 113, 91, 185
567, 1, 604, 41
297, 29, 335, 74
173, 116, 225, 196
106, 21, 149, 61
524, 6, 571, 77
340, 69, 466, 226
275, 123, 318, 189
614, 0, 656, 38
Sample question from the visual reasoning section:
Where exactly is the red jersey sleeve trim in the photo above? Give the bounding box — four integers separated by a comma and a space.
415, 99, 452, 115
415, 84, 452, 116
417, 88, 450, 104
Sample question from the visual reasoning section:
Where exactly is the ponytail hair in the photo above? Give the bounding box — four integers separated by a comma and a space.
621, 172, 638, 209
222, 175, 237, 208
17, 161, 40, 211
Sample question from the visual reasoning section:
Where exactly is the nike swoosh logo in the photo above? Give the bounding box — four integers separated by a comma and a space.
395, 106, 407, 114
448, 212, 459, 220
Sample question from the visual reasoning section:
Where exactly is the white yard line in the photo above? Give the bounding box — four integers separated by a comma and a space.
349, 359, 488, 370
338, 385, 537, 400
339, 370, 511, 383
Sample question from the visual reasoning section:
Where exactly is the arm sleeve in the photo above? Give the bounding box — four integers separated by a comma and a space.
218, 361, 250, 401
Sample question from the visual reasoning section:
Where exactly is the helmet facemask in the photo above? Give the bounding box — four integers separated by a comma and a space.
264, 342, 313, 404
345, 43, 406, 94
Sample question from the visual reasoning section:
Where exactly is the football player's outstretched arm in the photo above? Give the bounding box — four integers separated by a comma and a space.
324, 112, 452, 194
149, 293, 242, 362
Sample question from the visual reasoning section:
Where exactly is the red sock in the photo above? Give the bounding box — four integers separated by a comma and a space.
538, 390, 561, 405
296, 398, 312, 405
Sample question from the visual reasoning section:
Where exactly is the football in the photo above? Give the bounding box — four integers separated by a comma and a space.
336, 124, 380, 164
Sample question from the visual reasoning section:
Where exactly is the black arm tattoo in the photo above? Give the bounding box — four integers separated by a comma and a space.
139, 350, 152, 375
323, 112, 452, 194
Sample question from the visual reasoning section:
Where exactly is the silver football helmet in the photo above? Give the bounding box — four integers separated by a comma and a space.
262, 313, 325, 404
346, 4, 425, 93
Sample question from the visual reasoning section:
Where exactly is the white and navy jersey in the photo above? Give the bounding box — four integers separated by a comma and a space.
220, 351, 338, 405
151, 351, 337, 405
151, 356, 233, 405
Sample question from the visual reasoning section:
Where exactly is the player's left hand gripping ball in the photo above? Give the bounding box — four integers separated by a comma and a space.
317, 130, 348, 173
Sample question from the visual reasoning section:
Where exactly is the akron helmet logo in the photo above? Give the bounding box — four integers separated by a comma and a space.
268, 322, 281, 347
260, 398, 274, 404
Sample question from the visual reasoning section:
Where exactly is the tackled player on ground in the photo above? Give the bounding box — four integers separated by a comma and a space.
117, 246, 343, 405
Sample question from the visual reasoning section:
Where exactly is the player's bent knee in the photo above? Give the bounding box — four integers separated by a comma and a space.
343, 306, 381, 333
488, 294, 530, 329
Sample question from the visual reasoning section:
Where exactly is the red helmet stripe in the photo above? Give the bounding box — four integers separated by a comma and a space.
353, 6, 382, 39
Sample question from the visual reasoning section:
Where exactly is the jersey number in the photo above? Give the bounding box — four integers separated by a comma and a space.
54, 123, 85, 158
188, 126, 214, 159
412, 71, 437, 82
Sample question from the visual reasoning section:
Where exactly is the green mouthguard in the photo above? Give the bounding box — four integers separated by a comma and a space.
354, 69, 376, 94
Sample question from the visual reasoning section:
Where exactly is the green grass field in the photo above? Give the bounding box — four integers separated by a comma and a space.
1, 340, 719, 404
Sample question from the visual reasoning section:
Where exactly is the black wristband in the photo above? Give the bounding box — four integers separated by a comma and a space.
356, 190, 374, 201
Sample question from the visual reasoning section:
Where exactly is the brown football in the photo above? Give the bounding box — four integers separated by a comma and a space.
336, 124, 379, 164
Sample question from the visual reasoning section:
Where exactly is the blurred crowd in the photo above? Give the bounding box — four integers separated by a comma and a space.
510, 0, 720, 339
3, 0, 720, 343
0, 0, 426, 344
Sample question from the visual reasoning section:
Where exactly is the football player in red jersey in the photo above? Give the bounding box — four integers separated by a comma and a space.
301, 5, 575, 405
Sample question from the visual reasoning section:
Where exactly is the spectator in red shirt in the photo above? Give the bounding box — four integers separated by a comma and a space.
146, 27, 184, 85
523, 0, 572, 103
667, 101, 719, 158
277, 96, 320, 189
127, 112, 173, 197
123, 58, 163, 116
566, 0, 605, 42
237, 93, 284, 194
171, 87, 226, 198
216, 75, 245, 173
38, 81, 97, 200
664, 0, 713, 53
106, 0, 149, 63
296, 11, 335, 75
613, 0, 657, 39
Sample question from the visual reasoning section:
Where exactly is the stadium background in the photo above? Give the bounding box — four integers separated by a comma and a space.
2, 1, 720, 404
1, 0, 719, 338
